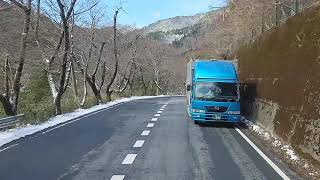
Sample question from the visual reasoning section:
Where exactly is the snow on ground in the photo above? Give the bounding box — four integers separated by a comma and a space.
241, 117, 299, 162
0, 96, 168, 148
242, 117, 320, 178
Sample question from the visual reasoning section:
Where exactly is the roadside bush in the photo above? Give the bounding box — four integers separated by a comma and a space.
18, 70, 53, 124
0, 105, 5, 118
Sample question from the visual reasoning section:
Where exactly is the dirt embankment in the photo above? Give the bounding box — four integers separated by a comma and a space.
238, 5, 320, 164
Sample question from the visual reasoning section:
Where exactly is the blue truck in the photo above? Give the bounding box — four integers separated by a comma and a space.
186, 59, 240, 124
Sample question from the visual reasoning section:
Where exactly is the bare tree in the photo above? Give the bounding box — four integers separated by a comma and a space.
73, 41, 107, 105
105, 9, 120, 102
0, 0, 32, 116
34, 0, 77, 115
71, 5, 107, 106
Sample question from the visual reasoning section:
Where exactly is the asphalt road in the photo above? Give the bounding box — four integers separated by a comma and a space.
0, 96, 301, 180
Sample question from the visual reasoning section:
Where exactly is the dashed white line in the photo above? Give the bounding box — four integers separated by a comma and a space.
151, 118, 158, 121
159, 108, 164, 111
122, 154, 137, 164
147, 123, 155, 128
235, 127, 290, 180
110, 175, 125, 180
154, 114, 160, 117
157, 111, 163, 113
141, 130, 150, 136
133, 140, 145, 148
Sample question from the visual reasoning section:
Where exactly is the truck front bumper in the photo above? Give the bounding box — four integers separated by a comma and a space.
191, 112, 241, 122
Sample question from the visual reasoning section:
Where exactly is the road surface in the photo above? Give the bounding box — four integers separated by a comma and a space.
0, 96, 300, 180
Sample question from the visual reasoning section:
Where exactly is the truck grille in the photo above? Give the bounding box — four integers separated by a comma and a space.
205, 106, 228, 113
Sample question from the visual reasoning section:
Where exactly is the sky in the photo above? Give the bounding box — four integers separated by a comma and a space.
106, 0, 227, 28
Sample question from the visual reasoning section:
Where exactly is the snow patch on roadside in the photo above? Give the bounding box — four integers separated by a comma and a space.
242, 117, 320, 178
241, 117, 299, 162
0, 96, 168, 148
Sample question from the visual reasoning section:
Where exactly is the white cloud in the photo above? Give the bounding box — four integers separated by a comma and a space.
152, 11, 161, 18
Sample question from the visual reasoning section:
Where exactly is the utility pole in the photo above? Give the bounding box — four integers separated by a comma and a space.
275, 0, 280, 26
261, 13, 265, 34
294, 0, 300, 15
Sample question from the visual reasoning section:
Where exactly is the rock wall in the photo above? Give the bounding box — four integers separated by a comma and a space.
238, 5, 320, 162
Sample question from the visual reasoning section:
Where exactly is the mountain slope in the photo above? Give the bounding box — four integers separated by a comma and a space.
143, 13, 205, 34
142, 10, 221, 44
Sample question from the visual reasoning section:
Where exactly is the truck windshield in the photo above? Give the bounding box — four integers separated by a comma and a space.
194, 82, 239, 102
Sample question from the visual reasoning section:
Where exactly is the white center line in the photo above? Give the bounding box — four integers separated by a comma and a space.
157, 111, 163, 113
141, 130, 150, 136
122, 154, 137, 164
110, 175, 125, 180
151, 118, 158, 121
133, 140, 145, 148
154, 114, 160, 117
147, 123, 155, 128
235, 127, 290, 180
159, 108, 164, 111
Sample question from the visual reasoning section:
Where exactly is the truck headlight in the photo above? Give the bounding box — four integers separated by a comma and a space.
191, 109, 205, 113
227, 111, 240, 115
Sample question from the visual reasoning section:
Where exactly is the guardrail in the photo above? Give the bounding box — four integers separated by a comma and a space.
0, 114, 24, 130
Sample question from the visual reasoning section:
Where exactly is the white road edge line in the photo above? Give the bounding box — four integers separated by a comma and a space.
133, 140, 145, 148
110, 175, 125, 180
0, 143, 19, 153
151, 118, 158, 122
235, 127, 290, 180
122, 154, 137, 165
157, 111, 163, 113
147, 123, 155, 128
154, 114, 160, 117
141, 130, 150, 136
159, 108, 164, 111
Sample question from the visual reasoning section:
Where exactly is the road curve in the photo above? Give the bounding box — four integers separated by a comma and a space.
0, 96, 300, 180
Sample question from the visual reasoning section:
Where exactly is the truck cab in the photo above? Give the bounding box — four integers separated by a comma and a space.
186, 60, 240, 123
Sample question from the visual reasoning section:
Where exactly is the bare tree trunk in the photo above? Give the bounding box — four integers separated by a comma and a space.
52, 0, 77, 115
35, 0, 40, 40
73, 54, 103, 105
139, 67, 147, 95
0, 96, 14, 116
0, 55, 15, 115
80, 74, 87, 108
0, 0, 32, 116
106, 90, 113, 102
105, 10, 120, 102
71, 61, 80, 106
4, 55, 10, 101
79, 57, 88, 108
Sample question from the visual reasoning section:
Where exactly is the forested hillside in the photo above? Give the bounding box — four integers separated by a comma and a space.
150, 0, 320, 59
0, 0, 185, 122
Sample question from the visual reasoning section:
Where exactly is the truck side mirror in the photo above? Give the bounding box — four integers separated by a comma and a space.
186, 84, 191, 91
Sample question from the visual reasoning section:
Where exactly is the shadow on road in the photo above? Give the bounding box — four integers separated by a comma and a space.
197, 122, 248, 129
